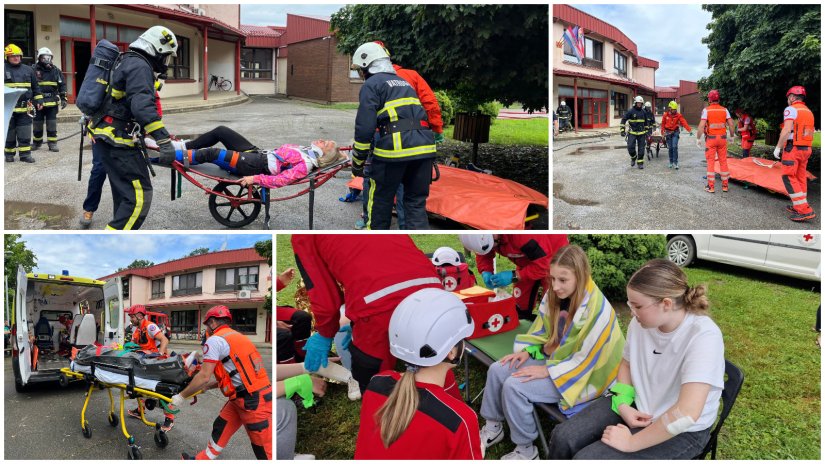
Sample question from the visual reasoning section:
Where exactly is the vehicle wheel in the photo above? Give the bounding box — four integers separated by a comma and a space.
208, 181, 262, 228
154, 430, 169, 448
667, 235, 696, 267
220, 79, 232, 91
14, 379, 27, 393
82, 421, 92, 439
108, 412, 119, 427
128, 446, 142, 460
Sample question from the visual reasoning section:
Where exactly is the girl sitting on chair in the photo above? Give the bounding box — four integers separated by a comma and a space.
548, 259, 725, 459
153, 125, 347, 189
479, 244, 625, 460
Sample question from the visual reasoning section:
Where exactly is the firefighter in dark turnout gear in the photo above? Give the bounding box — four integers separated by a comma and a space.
32, 47, 67, 152
557, 100, 572, 131
350, 42, 437, 230
4, 43, 43, 162
620, 95, 648, 169
87, 26, 177, 230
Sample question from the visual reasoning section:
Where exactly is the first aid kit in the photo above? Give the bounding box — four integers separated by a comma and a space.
454, 286, 519, 339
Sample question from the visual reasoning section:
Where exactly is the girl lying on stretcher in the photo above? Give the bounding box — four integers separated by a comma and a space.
146, 125, 348, 188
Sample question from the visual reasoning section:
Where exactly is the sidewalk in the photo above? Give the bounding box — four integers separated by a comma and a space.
554, 127, 616, 141
56, 90, 249, 123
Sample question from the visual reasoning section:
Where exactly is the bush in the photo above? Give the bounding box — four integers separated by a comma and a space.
434, 90, 455, 127
475, 101, 503, 121
569, 234, 667, 303
755, 118, 768, 139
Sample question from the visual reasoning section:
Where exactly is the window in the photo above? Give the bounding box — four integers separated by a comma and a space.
172, 271, 202, 296
5, 10, 34, 64
122, 277, 130, 298
613, 93, 628, 118
216, 266, 260, 292
614, 51, 627, 77
231, 308, 257, 334
583, 37, 603, 68
241, 48, 272, 79
168, 36, 191, 79
171, 310, 199, 337
151, 278, 165, 299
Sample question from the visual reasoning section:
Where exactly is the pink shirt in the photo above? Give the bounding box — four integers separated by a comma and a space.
253, 144, 310, 188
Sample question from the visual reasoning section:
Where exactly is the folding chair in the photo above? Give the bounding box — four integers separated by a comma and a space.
693, 359, 745, 460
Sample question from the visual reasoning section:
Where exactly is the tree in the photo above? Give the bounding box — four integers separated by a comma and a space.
4, 234, 37, 303
330, 5, 548, 111
254, 239, 273, 312
185, 247, 211, 257
700, 5, 820, 127
117, 259, 155, 272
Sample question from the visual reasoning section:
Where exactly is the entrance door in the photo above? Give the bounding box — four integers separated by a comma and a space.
61, 39, 90, 102
73, 41, 91, 100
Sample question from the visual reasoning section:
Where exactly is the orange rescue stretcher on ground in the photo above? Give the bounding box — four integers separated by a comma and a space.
347, 165, 548, 229
713, 157, 816, 196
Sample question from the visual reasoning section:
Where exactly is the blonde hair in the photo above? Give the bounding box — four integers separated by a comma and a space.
375, 370, 419, 448
627, 259, 709, 314
543, 245, 591, 353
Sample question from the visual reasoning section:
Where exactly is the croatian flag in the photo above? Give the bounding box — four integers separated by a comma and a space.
563, 25, 585, 63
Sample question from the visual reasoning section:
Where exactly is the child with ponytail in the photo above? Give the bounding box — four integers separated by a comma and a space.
549, 258, 725, 459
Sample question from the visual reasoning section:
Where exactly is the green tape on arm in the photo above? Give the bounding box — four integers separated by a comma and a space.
524, 345, 545, 360
284, 374, 315, 408
610, 382, 636, 415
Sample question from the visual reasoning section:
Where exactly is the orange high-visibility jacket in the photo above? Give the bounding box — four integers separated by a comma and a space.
393, 64, 444, 134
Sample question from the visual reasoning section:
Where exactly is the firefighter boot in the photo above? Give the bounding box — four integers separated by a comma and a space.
48, 142, 59, 152
31, 140, 42, 151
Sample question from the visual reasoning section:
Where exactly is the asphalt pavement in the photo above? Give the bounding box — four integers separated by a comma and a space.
3, 96, 394, 230
553, 133, 821, 230
3, 342, 272, 460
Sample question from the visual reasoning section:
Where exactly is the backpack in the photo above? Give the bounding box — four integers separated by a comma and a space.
75, 39, 122, 121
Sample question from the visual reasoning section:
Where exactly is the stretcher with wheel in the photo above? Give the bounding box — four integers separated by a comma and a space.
59, 362, 200, 460
646, 127, 666, 160
167, 151, 350, 230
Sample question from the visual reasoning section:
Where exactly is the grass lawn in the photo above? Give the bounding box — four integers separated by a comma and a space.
276, 234, 820, 460
302, 101, 361, 110
443, 118, 549, 146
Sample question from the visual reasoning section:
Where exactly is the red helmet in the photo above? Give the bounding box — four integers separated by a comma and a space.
786, 86, 806, 97
127, 304, 147, 316
707, 89, 720, 102
203, 305, 232, 324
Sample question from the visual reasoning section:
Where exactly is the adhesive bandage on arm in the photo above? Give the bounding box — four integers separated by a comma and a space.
659, 406, 696, 435
305, 361, 353, 384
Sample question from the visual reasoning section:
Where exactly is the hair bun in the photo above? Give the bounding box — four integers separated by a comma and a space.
684, 285, 709, 312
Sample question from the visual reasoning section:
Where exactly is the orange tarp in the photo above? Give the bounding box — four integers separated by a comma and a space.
347, 165, 548, 230
714, 157, 816, 197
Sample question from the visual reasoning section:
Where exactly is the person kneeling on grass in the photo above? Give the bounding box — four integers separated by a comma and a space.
548, 258, 725, 459
479, 245, 625, 460
152, 125, 347, 189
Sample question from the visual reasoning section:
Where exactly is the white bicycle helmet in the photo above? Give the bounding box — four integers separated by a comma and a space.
459, 234, 495, 255
389, 288, 474, 367
431, 247, 461, 266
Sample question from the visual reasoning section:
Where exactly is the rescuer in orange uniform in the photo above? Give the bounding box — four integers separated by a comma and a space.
176, 305, 272, 460
697, 89, 736, 193
124, 304, 176, 431
734, 108, 756, 158
774, 85, 816, 222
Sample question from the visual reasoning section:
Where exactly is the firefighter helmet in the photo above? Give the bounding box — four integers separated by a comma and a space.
707, 89, 720, 102
644, 101, 652, 108
37, 47, 54, 62
350, 41, 389, 70
4, 44, 22, 59
633, 96, 644, 104
388, 288, 474, 367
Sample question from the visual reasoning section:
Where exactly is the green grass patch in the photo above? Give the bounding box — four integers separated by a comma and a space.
814, 132, 821, 148
302, 101, 360, 110
444, 118, 549, 146
277, 235, 820, 459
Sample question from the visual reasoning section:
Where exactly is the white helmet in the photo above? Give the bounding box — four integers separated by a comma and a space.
37, 47, 53, 62
644, 101, 652, 108
459, 234, 495, 255
388, 288, 474, 367
351, 41, 389, 70
130, 25, 178, 59
431, 247, 461, 266
560, 101, 566, 106
633, 96, 644, 104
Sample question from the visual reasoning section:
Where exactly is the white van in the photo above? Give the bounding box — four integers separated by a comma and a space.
12, 266, 125, 392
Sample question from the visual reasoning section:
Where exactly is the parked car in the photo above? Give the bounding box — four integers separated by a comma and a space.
666, 234, 820, 281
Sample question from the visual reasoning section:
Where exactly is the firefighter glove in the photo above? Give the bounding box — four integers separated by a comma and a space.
351, 149, 368, 177
304, 332, 334, 372
60, 97, 68, 110
337, 324, 352, 351
490, 270, 515, 288
620, 126, 626, 137
434, 132, 445, 144
773, 147, 781, 159
481, 271, 494, 289
158, 142, 177, 165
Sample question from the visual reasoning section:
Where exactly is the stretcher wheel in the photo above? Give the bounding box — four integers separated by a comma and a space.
154, 429, 169, 448
82, 421, 92, 439
58, 373, 70, 388
144, 399, 157, 411
108, 412, 119, 427
127, 445, 142, 460
208, 181, 262, 228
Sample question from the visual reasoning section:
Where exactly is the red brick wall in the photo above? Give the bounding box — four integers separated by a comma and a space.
286, 37, 361, 103
680, 92, 704, 127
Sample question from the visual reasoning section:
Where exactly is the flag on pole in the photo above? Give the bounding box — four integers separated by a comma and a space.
562, 25, 585, 63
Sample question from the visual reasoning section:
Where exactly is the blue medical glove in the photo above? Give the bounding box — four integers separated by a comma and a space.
481, 271, 494, 289
490, 270, 514, 288
434, 132, 445, 144
303, 332, 333, 372
337, 324, 352, 351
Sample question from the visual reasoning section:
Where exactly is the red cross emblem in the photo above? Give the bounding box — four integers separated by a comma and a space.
487, 314, 504, 333
804, 234, 813, 242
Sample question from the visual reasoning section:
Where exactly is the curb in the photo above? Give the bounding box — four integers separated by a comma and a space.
55, 94, 250, 123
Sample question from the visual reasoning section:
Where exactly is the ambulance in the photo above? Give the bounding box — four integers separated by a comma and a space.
11, 267, 125, 392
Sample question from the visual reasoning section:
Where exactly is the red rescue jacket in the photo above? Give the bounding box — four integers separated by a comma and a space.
394, 64, 444, 134
476, 235, 569, 283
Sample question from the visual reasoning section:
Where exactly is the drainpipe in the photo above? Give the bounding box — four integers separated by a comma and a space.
235, 39, 241, 96
573, 78, 578, 133
203, 26, 208, 101
89, 5, 97, 51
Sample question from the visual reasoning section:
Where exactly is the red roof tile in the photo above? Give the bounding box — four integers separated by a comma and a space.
98, 248, 266, 281
554, 68, 656, 95
116, 4, 246, 38
553, 5, 638, 58
637, 56, 659, 70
